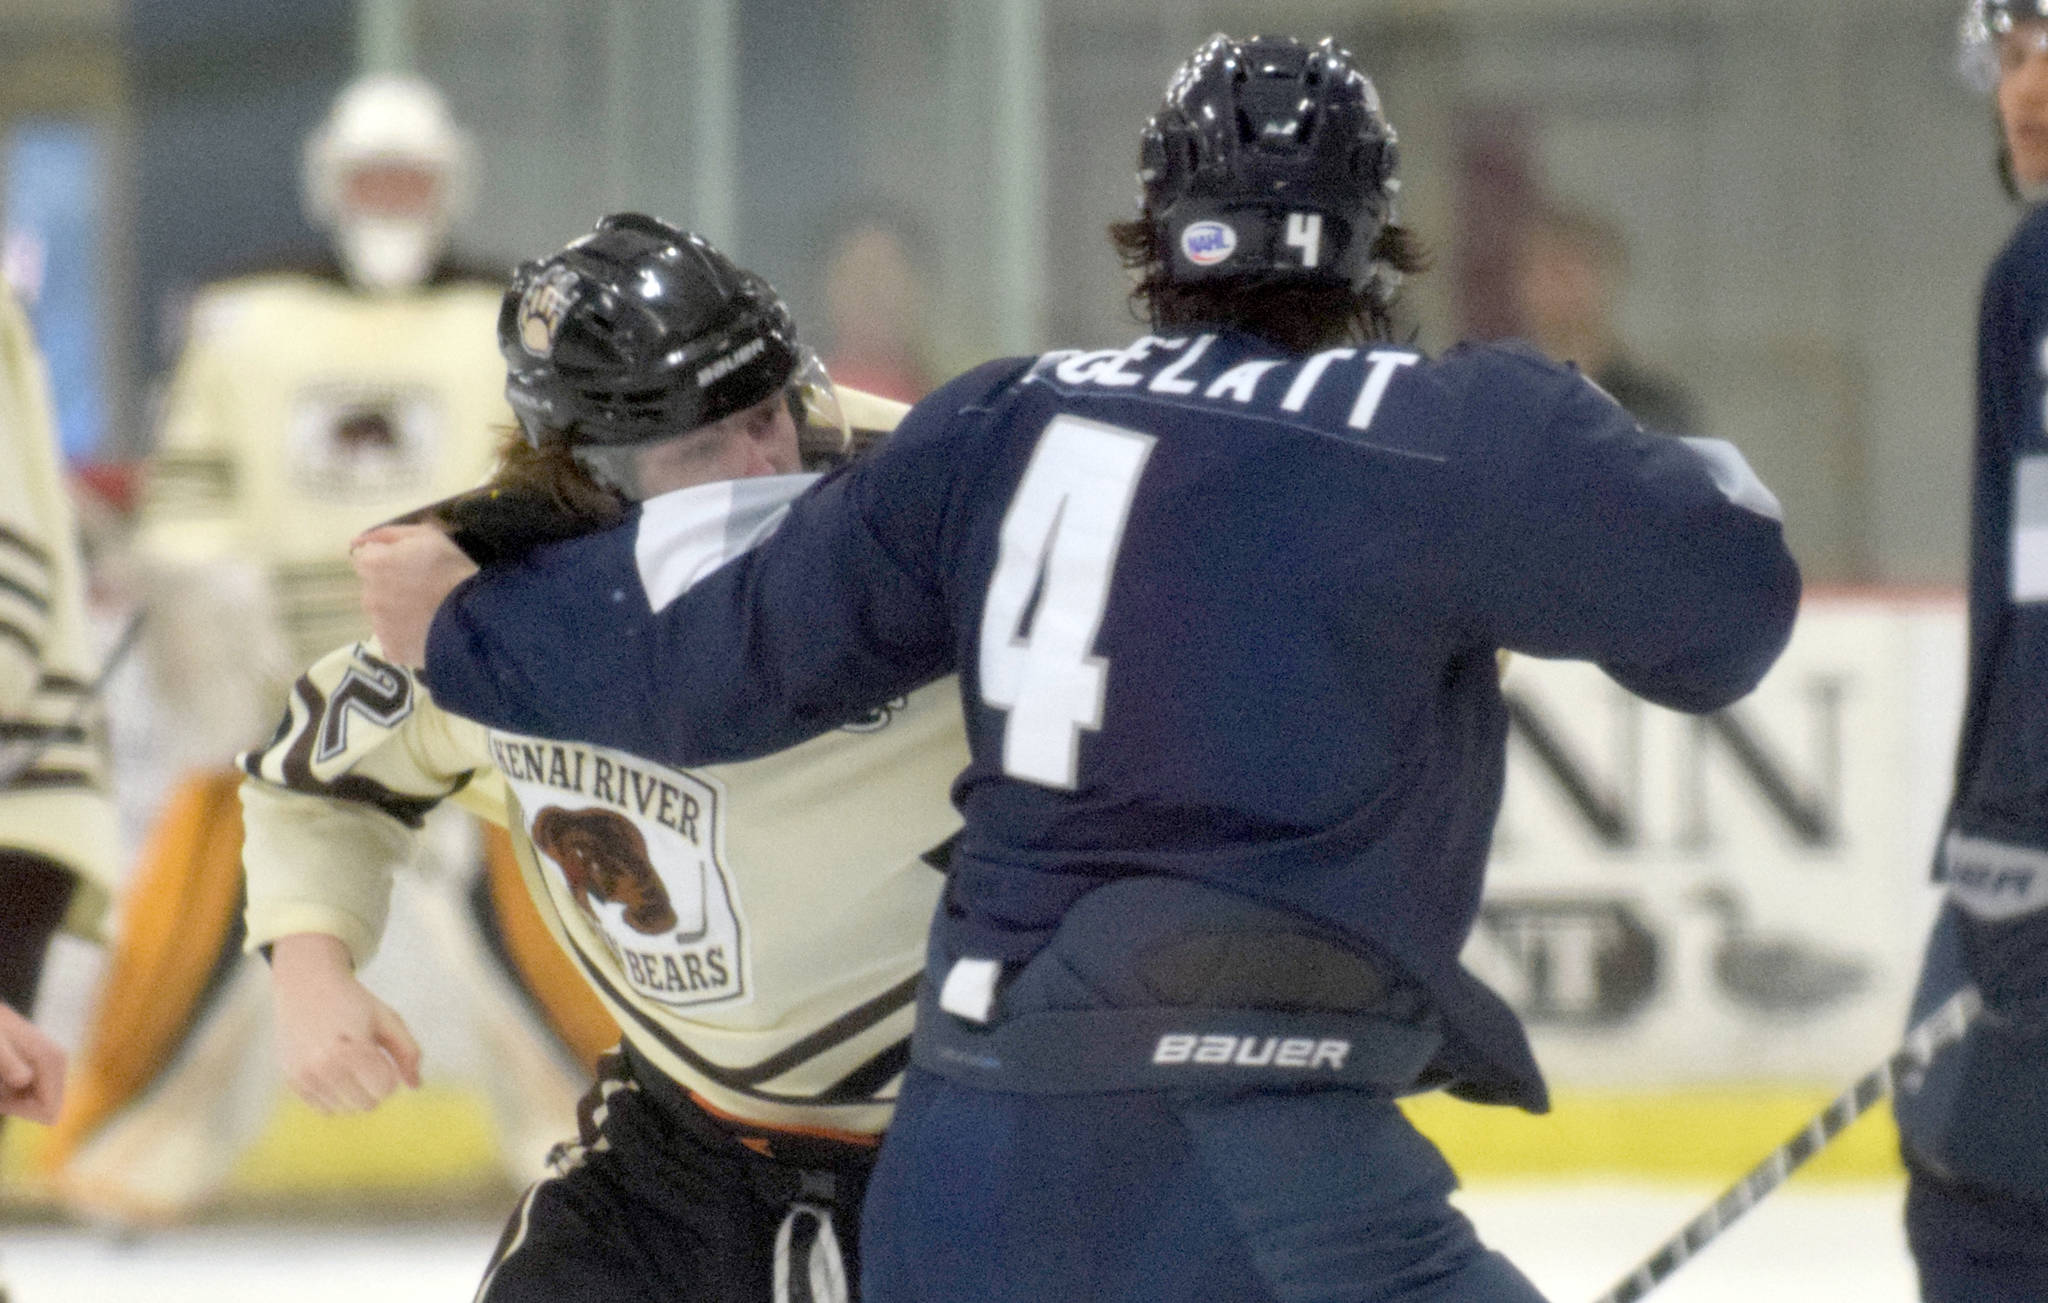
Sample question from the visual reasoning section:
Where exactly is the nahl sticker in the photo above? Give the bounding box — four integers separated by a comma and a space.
1152, 1033, 1351, 1070
1180, 220, 1238, 267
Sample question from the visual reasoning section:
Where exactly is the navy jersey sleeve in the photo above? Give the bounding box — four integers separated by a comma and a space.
423, 362, 1019, 764
1461, 369, 1801, 713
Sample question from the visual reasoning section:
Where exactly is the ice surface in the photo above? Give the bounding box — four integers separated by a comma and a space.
0, 1181, 1916, 1302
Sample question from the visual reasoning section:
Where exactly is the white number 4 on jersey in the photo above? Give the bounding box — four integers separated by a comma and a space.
978, 415, 1155, 788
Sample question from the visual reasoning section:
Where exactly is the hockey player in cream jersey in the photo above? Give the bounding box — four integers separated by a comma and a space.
0, 282, 119, 1303
0, 281, 118, 1129
0, 285, 118, 952
255, 215, 956, 1302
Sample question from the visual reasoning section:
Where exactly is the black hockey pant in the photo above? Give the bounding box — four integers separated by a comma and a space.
0, 850, 73, 1145
474, 1043, 875, 1303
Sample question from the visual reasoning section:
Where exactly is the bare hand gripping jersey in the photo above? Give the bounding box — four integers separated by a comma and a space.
242, 473, 966, 1136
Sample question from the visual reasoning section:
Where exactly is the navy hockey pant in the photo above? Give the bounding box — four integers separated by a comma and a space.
476, 1044, 875, 1303
1897, 904, 2048, 1302
860, 1068, 1548, 1303
1906, 1156, 2048, 1302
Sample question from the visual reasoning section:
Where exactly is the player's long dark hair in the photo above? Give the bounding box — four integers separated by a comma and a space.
487, 428, 628, 529
1107, 218, 1428, 352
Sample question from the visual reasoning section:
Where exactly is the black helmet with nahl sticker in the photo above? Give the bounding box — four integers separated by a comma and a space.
498, 213, 805, 448
1138, 34, 1401, 293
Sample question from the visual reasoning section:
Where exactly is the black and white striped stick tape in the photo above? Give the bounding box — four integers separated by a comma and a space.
1591, 984, 1983, 1303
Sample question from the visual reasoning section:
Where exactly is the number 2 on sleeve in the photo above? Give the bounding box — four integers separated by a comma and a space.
978, 416, 1155, 788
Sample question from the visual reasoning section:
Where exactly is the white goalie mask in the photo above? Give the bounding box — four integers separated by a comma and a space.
302, 74, 475, 293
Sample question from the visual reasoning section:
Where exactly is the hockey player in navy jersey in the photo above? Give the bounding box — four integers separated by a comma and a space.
1889, 6, 2048, 1299
363, 34, 1801, 1303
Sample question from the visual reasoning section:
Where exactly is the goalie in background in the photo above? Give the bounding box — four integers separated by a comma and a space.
1893, 4, 2048, 1299
38, 72, 611, 1224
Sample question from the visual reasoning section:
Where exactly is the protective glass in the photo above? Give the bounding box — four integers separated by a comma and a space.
790, 352, 855, 470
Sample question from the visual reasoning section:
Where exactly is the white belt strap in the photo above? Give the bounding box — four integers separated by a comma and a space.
772, 1201, 849, 1303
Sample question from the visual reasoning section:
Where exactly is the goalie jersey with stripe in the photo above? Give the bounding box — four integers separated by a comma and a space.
132, 270, 511, 784
139, 271, 512, 666
241, 474, 964, 1137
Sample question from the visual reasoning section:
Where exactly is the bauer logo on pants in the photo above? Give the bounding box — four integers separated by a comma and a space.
1152, 1033, 1351, 1070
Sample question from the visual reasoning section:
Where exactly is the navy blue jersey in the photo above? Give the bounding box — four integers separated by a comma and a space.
1950, 203, 2048, 857
426, 331, 1799, 1108
1891, 203, 2048, 1217
1926, 201, 2048, 1010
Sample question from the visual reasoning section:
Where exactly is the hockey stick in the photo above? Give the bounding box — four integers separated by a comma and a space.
1590, 984, 1983, 1303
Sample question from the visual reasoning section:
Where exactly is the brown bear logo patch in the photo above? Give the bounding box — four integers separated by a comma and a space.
531, 806, 679, 936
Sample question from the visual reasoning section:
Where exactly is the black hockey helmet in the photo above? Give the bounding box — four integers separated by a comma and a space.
499, 212, 806, 448
1137, 34, 1400, 293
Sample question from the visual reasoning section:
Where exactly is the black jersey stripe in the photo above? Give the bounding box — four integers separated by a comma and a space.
568, 937, 917, 1104
0, 525, 51, 568
3, 768, 103, 792
730, 973, 920, 1085
0, 621, 37, 660
816, 1037, 910, 1104
0, 721, 90, 744
0, 573, 50, 614
270, 677, 446, 828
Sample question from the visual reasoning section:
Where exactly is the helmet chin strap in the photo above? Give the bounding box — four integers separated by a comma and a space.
336, 218, 443, 293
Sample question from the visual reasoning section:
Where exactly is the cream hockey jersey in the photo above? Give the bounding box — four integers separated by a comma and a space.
137, 272, 511, 672
241, 618, 965, 1135
0, 287, 118, 920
